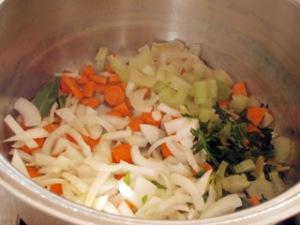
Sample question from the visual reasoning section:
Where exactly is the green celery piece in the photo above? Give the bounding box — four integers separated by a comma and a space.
130, 69, 157, 88
152, 81, 167, 93
217, 80, 231, 100
193, 80, 208, 105
206, 79, 218, 99
32, 79, 60, 118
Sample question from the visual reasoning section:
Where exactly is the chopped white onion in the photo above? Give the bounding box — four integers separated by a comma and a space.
4, 115, 38, 148
147, 135, 178, 155
118, 180, 142, 208
102, 130, 132, 141
93, 195, 109, 211
56, 108, 88, 136
99, 115, 129, 130
14, 97, 41, 127
11, 149, 29, 177
164, 118, 187, 135
157, 103, 181, 117
140, 124, 165, 144
171, 174, 204, 211
103, 201, 120, 215
62, 172, 89, 193
84, 172, 110, 207
4, 127, 48, 142
66, 128, 92, 157
118, 201, 134, 216
196, 169, 212, 196
133, 176, 157, 198
125, 135, 148, 147
42, 124, 69, 154
157, 194, 192, 212
200, 194, 242, 218
166, 141, 186, 162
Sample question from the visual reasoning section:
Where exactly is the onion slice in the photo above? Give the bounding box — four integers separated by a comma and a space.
14, 97, 41, 127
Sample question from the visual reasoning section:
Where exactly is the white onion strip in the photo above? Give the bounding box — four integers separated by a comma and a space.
14, 97, 41, 127
102, 130, 132, 141
4, 115, 38, 148
147, 135, 178, 155
4, 127, 48, 142
84, 172, 110, 207
171, 174, 204, 211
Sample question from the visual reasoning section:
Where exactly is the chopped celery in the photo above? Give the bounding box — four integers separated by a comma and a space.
216, 161, 228, 177
207, 79, 218, 99
221, 174, 250, 193
246, 178, 275, 200
272, 136, 292, 163
217, 80, 231, 100
108, 55, 129, 81
229, 95, 249, 113
94, 47, 108, 71
152, 81, 167, 93
129, 45, 153, 71
254, 156, 265, 179
214, 69, 233, 87
182, 73, 202, 83
269, 171, 285, 194
169, 74, 192, 93
185, 97, 201, 115
198, 107, 215, 123
130, 69, 157, 88
193, 79, 218, 105
234, 159, 256, 173
158, 87, 187, 108
193, 81, 208, 104
192, 61, 207, 77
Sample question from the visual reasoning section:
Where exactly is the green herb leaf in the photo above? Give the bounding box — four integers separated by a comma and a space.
141, 195, 148, 204
151, 180, 166, 190
32, 79, 60, 118
57, 94, 67, 108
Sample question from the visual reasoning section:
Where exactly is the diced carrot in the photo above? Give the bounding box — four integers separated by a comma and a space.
82, 135, 100, 150
247, 123, 260, 133
104, 85, 126, 106
105, 64, 114, 73
76, 74, 90, 85
50, 183, 63, 196
114, 173, 126, 180
26, 166, 41, 178
112, 143, 132, 164
218, 99, 230, 109
89, 75, 107, 84
248, 195, 260, 206
202, 162, 213, 171
141, 112, 161, 126
81, 97, 101, 109
61, 75, 83, 99
82, 64, 96, 77
109, 73, 120, 84
82, 81, 95, 98
43, 123, 59, 133
125, 200, 137, 213
113, 102, 131, 116
247, 107, 266, 127
106, 110, 123, 117
232, 81, 248, 96
118, 82, 127, 91
94, 83, 109, 93
20, 138, 45, 154
128, 116, 144, 132
161, 143, 173, 158
60, 79, 72, 94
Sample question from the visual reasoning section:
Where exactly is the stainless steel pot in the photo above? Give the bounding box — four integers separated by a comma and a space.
0, 0, 299, 224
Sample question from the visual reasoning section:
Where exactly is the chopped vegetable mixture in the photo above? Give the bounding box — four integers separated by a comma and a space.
4, 41, 293, 220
